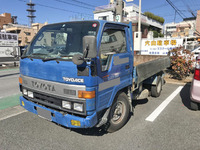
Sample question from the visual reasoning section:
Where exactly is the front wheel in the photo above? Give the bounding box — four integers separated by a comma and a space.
107, 92, 130, 133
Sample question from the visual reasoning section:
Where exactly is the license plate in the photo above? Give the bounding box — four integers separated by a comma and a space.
37, 107, 52, 121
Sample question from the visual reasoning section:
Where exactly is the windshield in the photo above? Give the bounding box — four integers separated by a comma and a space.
24, 21, 99, 60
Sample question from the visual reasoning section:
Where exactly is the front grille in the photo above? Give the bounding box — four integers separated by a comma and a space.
34, 92, 62, 107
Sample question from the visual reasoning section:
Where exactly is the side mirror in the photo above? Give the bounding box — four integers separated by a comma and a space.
82, 36, 97, 58
72, 36, 97, 65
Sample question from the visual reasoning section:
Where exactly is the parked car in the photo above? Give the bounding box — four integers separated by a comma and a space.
191, 46, 200, 60
190, 53, 200, 110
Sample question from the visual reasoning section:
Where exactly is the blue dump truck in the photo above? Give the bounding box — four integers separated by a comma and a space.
18, 21, 170, 132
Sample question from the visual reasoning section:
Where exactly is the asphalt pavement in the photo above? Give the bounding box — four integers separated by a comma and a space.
0, 68, 20, 99
0, 83, 199, 150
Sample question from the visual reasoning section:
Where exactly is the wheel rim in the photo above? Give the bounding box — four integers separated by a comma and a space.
111, 101, 125, 124
157, 80, 162, 93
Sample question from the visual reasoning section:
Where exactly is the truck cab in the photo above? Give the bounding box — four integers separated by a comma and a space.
19, 20, 134, 131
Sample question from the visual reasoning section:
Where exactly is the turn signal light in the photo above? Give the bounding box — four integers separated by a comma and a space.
19, 77, 22, 84
78, 91, 95, 99
71, 120, 81, 126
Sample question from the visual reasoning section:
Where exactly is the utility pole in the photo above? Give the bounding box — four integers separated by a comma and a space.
115, 0, 123, 22
138, 0, 142, 52
174, 10, 176, 22
138, 0, 141, 33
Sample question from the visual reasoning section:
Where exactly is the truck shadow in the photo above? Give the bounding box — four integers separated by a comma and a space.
65, 99, 149, 136
180, 82, 191, 109
69, 127, 108, 136
132, 98, 149, 108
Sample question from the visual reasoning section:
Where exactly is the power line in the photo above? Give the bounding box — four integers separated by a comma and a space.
51, 0, 94, 10
143, 3, 168, 11
143, 0, 182, 11
166, 0, 187, 19
70, 0, 96, 8
18, 0, 93, 16
166, 0, 200, 36
181, 0, 195, 17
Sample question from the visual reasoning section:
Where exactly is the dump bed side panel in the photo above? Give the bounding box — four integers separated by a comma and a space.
134, 55, 166, 66
136, 57, 170, 84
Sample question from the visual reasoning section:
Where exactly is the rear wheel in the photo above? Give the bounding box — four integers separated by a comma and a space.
190, 101, 199, 110
107, 92, 130, 133
151, 76, 162, 97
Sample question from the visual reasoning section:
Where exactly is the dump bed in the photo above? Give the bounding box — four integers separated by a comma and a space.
134, 56, 171, 85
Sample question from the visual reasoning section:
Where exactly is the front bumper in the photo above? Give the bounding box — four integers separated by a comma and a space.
20, 96, 98, 128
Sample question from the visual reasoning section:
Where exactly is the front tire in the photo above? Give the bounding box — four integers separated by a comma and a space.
107, 92, 130, 133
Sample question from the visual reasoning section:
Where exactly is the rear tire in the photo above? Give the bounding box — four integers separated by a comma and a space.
107, 92, 130, 133
151, 76, 162, 97
190, 101, 199, 110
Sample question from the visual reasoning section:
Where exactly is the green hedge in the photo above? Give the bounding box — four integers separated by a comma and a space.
144, 12, 165, 24
152, 31, 164, 38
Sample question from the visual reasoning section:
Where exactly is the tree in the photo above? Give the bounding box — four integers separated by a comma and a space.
153, 31, 158, 38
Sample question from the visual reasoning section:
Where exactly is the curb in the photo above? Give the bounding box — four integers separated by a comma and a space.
165, 80, 191, 86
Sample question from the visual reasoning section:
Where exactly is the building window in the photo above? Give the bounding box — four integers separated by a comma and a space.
99, 16, 108, 20
16, 30, 21, 34
166, 26, 176, 29
24, 32, 31, 36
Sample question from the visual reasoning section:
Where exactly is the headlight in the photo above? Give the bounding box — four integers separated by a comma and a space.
73, 103, 83, 112
62, 101, 71, 109
23, 89, 28, 95
27, 91, 34, 98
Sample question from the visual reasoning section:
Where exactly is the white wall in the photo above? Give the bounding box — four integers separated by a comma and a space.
94, 11, 114, 21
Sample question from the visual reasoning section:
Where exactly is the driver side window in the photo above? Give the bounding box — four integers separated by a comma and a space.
100, 29, 126, 71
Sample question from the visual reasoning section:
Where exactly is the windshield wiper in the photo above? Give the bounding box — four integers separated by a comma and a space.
21, 53, 48, 60
42, 57, 59, 63
60, 55, 73, 57
21, 55, 33, 61
31, 53, 48, 56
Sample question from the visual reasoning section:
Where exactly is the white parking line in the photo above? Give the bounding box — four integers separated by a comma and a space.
0, 110, 27, 121
146, 86, 183, 122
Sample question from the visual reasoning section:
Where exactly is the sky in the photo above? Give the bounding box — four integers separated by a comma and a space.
0, 0, 200, 25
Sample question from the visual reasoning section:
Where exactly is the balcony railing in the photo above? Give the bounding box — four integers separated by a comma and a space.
95, 4, 116, 11
124, 12, 163, 29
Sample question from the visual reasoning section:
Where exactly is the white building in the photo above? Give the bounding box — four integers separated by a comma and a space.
123, 3, 163, 30
164, 17, 196, 38
164, 22, 178, 37
93, 3, 116, 21
93, 2, 163, 33
93, 0, 164, 52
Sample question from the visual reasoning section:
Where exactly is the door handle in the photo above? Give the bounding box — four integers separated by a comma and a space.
125, 65, 130, 69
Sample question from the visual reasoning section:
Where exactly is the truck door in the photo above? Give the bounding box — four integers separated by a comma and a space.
97, 24, 132, 111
